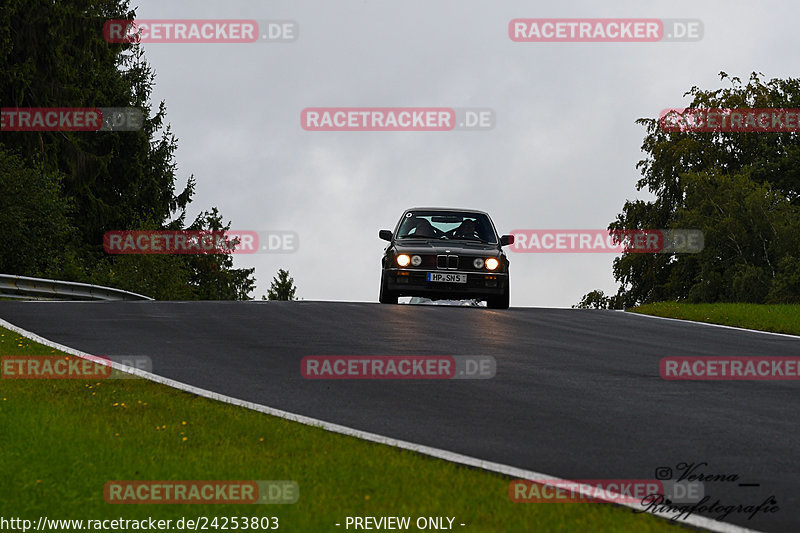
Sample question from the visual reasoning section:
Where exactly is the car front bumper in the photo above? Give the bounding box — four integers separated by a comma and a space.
383, 268, 508, 299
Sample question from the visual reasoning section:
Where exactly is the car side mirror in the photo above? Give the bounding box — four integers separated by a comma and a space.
500, 235, 514, 247
379, 230, 393, 241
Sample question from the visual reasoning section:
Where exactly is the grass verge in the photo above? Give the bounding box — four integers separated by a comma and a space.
629, 302, 800, 336
0, 326, 689, 532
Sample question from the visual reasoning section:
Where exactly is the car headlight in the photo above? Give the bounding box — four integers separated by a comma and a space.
473, 258, 484, 269
485, 258, 500, 270
396, 254, 411, 267
411, 255, 422, 266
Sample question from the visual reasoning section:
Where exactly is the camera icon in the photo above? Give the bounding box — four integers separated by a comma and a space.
655, 467, 673, 480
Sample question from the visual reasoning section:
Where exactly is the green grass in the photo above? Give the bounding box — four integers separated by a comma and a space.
629, 302, 800, 336
0, 328, 688, 532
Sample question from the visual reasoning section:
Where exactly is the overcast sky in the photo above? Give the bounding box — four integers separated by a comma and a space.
129, 0, 795, 307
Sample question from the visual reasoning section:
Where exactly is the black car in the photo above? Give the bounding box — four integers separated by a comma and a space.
378, 208, 514, 309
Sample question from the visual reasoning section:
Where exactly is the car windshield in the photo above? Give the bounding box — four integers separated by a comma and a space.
396, 211, 497, 243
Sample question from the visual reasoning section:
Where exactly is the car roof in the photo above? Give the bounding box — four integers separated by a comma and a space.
404, 207, 490, 216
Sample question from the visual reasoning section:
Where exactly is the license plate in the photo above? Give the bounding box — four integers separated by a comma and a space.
427, 272, 467, 283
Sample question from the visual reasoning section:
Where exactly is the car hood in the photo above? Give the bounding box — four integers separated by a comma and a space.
392, 240, 502, 255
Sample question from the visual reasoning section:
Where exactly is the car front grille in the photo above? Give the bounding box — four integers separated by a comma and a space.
436, 255, 459, 270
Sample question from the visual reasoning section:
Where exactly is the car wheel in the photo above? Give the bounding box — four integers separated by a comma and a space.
379, 272, 397, 304
487, 283, 509, 309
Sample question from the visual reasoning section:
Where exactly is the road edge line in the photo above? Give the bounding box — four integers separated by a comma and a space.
622, 310, 800, 339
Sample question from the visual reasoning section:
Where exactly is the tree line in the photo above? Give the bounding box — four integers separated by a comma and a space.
0, 0, 255, 299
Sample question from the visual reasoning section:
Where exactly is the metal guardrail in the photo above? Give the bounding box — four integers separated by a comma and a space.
0, 274, 153, 301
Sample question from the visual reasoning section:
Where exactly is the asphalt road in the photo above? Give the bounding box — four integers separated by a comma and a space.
2, 301, 799, 532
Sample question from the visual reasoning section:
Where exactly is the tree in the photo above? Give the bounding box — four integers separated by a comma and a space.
578, 72, 800, 307
185, 208, 256, 300
0, 149, 81, 278
572, 289, 624, 309
573, 290, 608, 309
264, 269, 297, 301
